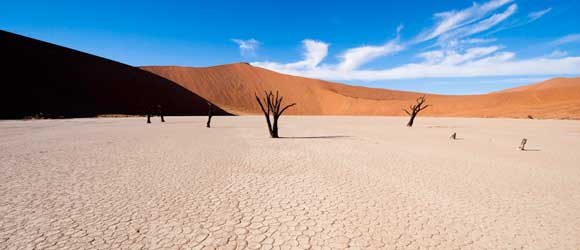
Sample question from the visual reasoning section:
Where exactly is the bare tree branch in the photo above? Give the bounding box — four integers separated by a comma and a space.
255, 93, 268, 115
278, 103, 296, 117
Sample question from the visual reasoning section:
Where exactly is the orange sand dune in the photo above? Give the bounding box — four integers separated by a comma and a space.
142, 63, 580, 119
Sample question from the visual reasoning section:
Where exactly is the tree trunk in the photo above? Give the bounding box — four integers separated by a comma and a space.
263, 114, 274, 137
147, 114, 151, 124
271, 117, 279, 138
157, 105, 165, 122
206, 103, 213, 128
407, 113, 416, 127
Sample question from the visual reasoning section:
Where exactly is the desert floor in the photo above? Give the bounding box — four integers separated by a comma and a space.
1, 116, 579, 250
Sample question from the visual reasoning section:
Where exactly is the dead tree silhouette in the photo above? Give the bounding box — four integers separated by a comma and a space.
206, 102, 213, 128
255, 91, 296, 138
403, 95, 430, 127
146, 105, 165, 124
157, 105, 165, 122
518, 138, 527, 150
450, 132, 457, 140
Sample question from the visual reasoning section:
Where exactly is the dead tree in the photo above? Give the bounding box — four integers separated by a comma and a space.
403, 95, 430, 127
147, 105, 165, 123
206, 102, 213, 128
157, 105, 165, 122
255, 91, 296, 138
449, 132, 457, 140
518, 138, 527, 150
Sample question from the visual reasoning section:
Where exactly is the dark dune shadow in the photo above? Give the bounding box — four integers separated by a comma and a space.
280, 135, 351, 139
0, 30, 231, 119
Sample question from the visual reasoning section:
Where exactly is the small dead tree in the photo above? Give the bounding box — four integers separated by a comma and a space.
449, 132, 457, 140
255, 91, 296, 138
146, 105, 165, 123
403, 95, 430, 127
206, 102, 213, 128
518, 138, 527, 151
157, 105, 165, 123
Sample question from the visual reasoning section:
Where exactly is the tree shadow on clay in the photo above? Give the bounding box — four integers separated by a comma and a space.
280, 135, 351, 139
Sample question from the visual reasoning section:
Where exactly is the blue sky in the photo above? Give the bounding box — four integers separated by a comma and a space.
2, 0, 580, 94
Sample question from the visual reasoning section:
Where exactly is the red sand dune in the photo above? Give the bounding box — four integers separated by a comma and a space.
2, 29, 577, 119
142, 63, 580, 119
0, 30, 228, 119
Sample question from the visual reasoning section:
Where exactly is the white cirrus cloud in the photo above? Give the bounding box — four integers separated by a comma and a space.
414, 0, 513, 43
418, 46, 500, 65
337, 39, 404, 71
546, 50, 568, 58
253, 42, 580, 81
528, 7, 552, 21
437, 4, 517, 45
460, 38, 497, 44
248, 0, 580, 82
286, 39, 329, 69
259, 54, 580, 81
231, 38, 260, 57
488, 6, 551, 34
551, 34, 580, 46
252, 39, 329, 71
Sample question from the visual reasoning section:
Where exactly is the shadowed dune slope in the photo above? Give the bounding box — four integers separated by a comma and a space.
0, 30, 228, 119
142, 63, 580, 119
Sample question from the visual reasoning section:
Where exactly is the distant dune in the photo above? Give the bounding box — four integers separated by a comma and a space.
1, 29, 577, 119
0, 30, 228, 119
142, 63, 580, 119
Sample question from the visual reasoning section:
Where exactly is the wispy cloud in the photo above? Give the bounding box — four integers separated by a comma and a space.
446, 38, 497, 48
418, 46, 500, 65
249, 0, 580, 82
460, 38, 497, 44
414, 0, 513, 43
488, 7, 551, 34
253, 34, 404, 73
252, 39, 329, 71
437, 4, 516, 45
551, 34, 580, 46
231, 38, 260, 57
528, 8, 552, 21
263, 54, 580, 81
546, 50, 568, 58
338, 39, 404, 71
